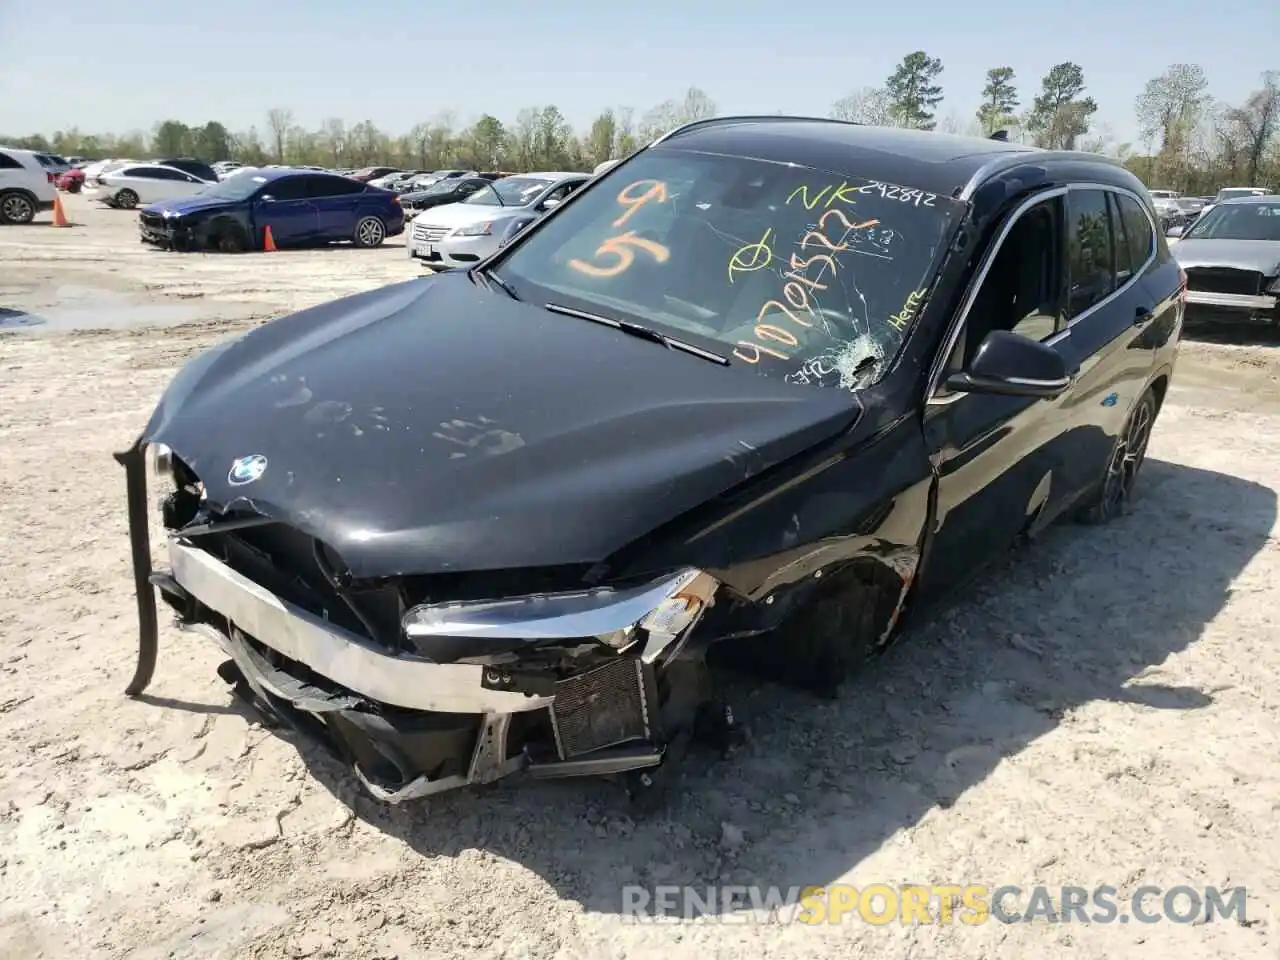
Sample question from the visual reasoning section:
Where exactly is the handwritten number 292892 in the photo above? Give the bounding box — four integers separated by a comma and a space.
568, 180, 672, 278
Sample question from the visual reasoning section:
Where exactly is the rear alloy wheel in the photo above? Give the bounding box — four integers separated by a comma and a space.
115, 189, 139, 210
353, 216, 386, 248
1079, 387, 1157, 525
0, 192, 36, 224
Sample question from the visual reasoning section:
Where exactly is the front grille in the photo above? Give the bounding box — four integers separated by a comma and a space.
139, 213, 165, 230
549, 658, 652, 759
413, 224, 449, 243
182, 509, 404, 650
1184, 267, 1264, 296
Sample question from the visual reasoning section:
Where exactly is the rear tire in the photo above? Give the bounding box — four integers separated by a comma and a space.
353, 216, 386, 248
1077, 386, 1157, 524
0, 191, 36, 224
115, 189, 139, 209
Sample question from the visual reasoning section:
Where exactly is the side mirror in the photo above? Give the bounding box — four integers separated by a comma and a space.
498, 216, 537, 248
943, 329, 1071, 399
540, 196, 561, 210
1165, 224, 1184, 238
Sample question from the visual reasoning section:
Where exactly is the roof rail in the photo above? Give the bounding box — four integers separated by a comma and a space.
648, 114, 861, 148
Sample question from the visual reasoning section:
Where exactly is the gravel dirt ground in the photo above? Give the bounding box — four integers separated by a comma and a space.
1, 194, 1279, 960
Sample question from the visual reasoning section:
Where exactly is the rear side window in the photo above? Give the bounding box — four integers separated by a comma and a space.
307, 175, 363, 198
120, 167, 154, 178
1110, 193, 1154, 284
1066, 188, 1115, 319
0, 152, 21, 170
153, 167, 190, 181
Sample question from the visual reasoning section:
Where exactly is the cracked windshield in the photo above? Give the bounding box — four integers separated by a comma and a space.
497, 149, 964, 390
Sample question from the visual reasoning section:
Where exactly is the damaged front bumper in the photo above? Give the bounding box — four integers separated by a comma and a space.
115, 441, 722, 803
139, 214, 201, 251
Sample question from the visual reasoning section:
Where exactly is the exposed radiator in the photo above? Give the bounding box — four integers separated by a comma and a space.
549, 658, 653, 759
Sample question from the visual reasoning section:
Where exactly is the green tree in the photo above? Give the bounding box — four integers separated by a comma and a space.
977, 67, 1019, 135
468, 114, 509, 169
885, 52, 944, 130
533, 106, 572, 168
152, 120, 191, 157
194, 121, 232, 161
1027, 62, 1097, 149
583, 109, 617, 166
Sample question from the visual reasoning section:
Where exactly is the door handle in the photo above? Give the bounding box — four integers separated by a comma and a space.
1134, 307, 1154, 326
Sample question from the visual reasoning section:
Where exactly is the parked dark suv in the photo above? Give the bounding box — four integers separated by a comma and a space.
155, 157, 218, 183
117, 118, 1183, 805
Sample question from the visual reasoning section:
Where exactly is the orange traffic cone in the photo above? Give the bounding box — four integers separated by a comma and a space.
51, 193, 70, 228
262, 225, 277, 251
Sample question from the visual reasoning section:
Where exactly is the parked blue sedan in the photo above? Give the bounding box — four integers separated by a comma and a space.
138, 168, 405, 252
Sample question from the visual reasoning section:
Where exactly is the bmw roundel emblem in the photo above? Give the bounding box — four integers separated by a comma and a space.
228, 454, 268, 486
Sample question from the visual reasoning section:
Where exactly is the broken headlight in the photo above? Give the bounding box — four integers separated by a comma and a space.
401, 568, 717, 652
147, 442, 173, 483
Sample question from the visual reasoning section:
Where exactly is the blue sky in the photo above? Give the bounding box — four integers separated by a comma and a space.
0, 0, 1274, 146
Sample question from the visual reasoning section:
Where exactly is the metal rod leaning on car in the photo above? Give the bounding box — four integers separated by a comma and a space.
113, 437, 159, 696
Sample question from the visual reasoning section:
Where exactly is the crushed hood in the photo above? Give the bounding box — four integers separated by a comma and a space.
142, 194, 236, 217
1173, 238, 1280, 275
144, 273, 862, 578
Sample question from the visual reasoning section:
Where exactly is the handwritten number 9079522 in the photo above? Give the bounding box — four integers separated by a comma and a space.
731, 207, 879, 364
568, 180, 672, 279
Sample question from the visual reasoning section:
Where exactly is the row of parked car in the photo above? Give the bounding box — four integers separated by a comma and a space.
1149, 186, 1272, 235
1159, 187, 1280, 329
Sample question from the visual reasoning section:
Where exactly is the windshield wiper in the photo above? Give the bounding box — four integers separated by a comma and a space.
471, 266, 521, 301
544, 302, 729, 365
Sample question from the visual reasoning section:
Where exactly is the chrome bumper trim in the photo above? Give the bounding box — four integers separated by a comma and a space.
167, 539, 555, 714
1184, 291, 1277, 309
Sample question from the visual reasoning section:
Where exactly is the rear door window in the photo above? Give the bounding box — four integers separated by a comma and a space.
1112, 193, 1154, 284
0, 152, 21, 170
1066, 189, 1116, 319
307, 175, 364, 198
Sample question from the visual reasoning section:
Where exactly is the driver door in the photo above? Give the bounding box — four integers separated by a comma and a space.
251, 175, 319, 246
913, 188, 1076, 606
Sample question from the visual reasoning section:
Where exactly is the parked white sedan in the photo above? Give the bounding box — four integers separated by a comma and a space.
91, 163, 214, 209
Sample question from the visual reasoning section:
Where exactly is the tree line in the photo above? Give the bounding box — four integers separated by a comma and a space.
5, 58, 1277, 195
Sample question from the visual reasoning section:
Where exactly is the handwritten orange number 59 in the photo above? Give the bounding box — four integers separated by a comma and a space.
569, 232, 670, 278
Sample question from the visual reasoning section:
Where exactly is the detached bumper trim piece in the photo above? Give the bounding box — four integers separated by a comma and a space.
1183, 291, 1277, 309
167, 539, 555, 714
115, 440, 158, 696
